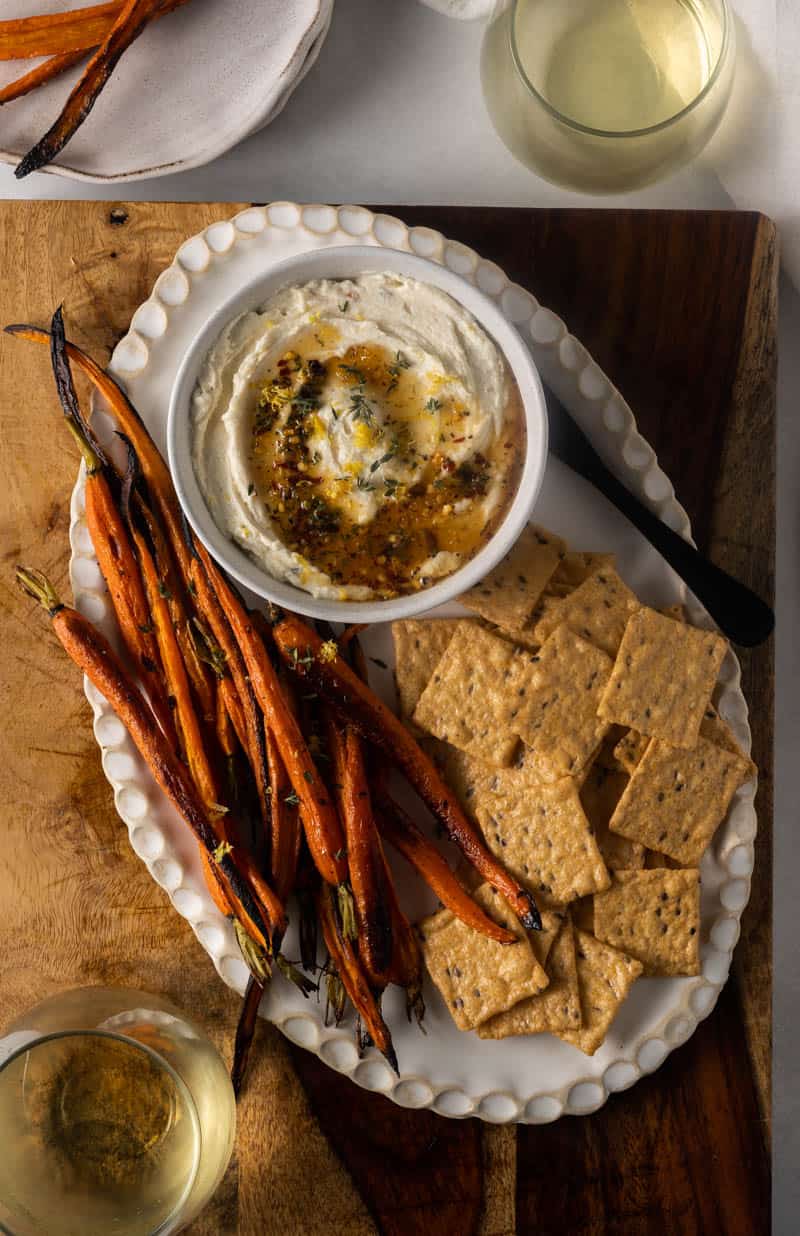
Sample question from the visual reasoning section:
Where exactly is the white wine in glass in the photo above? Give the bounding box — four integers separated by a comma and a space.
481, 0, 735, 192
0, 989, 236, 1236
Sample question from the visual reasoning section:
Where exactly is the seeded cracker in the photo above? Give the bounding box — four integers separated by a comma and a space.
598, 607, 728, 748
411, 623, 520, 766
459, 524, 565, 631
529, 908, 566, 970
478, 916, 582, 1038
594, 725, 630, 772
472, 768, 610, 905
613, 729, 651, 774
531, 565, 639, 656
483, 622, 541, 653
608, 734, 753, 865
511, 624, 612, 781
593, 869, 701, 976
700, 704, 756, 775
556, 930, 643, 1055
545, 550, 618, 599
579, 763, 645, 872
392, 619, 470, 733
417, 883, 548, 1031
544, 551, 591, 597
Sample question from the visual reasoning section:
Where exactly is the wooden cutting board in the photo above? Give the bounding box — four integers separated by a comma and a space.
0, 202, 774, 1236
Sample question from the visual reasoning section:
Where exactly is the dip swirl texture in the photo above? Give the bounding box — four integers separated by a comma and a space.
191, 273, 523, 600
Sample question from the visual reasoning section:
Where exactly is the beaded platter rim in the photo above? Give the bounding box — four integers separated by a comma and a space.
67, 203, 757, 1124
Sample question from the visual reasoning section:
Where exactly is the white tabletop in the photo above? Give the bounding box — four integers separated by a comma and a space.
0, 0, 795, 1218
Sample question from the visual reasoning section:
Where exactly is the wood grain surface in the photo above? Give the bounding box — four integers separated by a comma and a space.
0, 202, 774, 1236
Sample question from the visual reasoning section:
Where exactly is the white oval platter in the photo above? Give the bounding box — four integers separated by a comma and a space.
68, 203, 757, 1123
0, 1, 332, 183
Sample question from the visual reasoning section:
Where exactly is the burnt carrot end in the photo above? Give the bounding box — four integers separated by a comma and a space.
317, 882, 398, 1074
376, 794, 519, 945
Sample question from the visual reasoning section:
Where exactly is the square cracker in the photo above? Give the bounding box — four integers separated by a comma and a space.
593, 869, 701, 976
529, 908, 567, 970
451, 857, 564, 972
459, 524, 565, 631
556, 930, 643, 1055
598, 608, 728, 748
608, 734, 753, 865
483, 622, 541, 654
511, 625, 612, 781
472, 768, 610, 906
545, 551, 618, 599
417, 883, 548, 1031
478, 916, 582, 1038
613, 729, 651, 774
579, 763, 645, 872
531, 565, 640, 657
392, 619, 469, 733
593, 725, 630, 772
612, 704, 753, 777
700, 705, 756, 775
411, 623, 521, 766
544, 551, 592, 598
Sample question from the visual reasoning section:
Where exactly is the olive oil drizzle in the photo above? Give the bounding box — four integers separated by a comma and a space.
250, 341, 522, 598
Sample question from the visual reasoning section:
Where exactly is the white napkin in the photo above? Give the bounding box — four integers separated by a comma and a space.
419, 0, 798, 286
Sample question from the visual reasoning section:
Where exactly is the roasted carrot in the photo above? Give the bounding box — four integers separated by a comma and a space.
130, 519, 224, 815
272, 614, 542, 931
376, 794, 518, 944
324, 706, 393, 986
16, 0, 176, 179
317, 882, 397, 1073
5, 326, 180, 549
265, 723, 301, 904
195, 543, 348, 891
5, 325, 215, 719
218, 674, 248, 758
188, 559, 272, 833
16, 568, 273, 955
0, 4, 118, 59
0, 50, 88, 106
249, 611, 302, 903
0, 0, 189, 60
131, 539, 285, 943
47, 310, 175, 744
231, 975, 265, 1099
383, 870, 425, 1027
215, 680, 237, 757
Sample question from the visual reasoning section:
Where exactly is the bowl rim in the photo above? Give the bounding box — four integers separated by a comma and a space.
166, 243, 548, 622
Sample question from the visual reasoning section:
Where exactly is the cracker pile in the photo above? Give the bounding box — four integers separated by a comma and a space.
393, 526, 755, 1055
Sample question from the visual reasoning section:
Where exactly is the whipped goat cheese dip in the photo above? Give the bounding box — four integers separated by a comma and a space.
191, 272, 525, 600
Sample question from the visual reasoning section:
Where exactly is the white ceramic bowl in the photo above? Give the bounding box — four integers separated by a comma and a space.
167, 245, 548, 622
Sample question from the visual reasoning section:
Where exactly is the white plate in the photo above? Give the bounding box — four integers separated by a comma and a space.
0, 1, 332, 183
68, 203, 757, 1123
